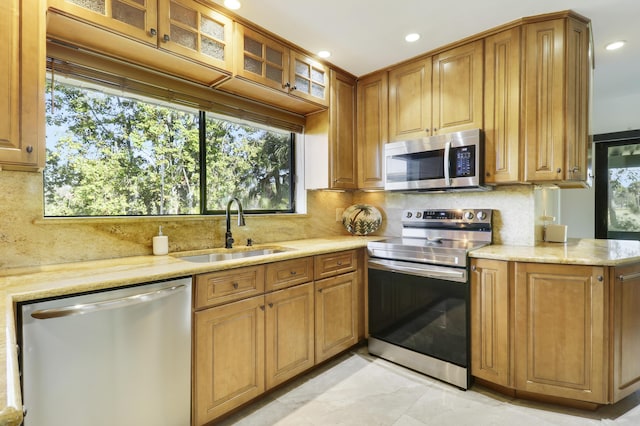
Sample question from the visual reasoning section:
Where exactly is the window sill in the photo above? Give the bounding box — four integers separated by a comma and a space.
33, 213, 310, 225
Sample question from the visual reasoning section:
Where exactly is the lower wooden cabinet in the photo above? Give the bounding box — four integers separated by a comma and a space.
265, 282, 315, 390
193, 295, 265, 425
315, 271, 358, 363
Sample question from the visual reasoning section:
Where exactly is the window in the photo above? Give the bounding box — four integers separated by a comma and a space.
594, 129, 640, 240
44, 75, 295, 217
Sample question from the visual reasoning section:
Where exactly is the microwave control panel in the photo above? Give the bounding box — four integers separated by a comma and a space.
452, 146, 475, 177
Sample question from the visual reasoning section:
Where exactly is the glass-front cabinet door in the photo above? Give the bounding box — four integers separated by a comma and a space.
234, 24, 288, 93
48, 0, 158, 45
158, 0, 232, 70
289, 51, 329, 106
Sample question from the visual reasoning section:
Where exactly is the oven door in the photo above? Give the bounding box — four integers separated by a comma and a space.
368, 258, 468, 368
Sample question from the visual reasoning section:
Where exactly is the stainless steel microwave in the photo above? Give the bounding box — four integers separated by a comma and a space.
384, 128, 486, 191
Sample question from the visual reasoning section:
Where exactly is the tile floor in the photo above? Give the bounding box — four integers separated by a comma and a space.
218, 346, 640, 426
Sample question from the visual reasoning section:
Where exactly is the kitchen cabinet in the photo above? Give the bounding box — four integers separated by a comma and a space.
522, 15, 591, 184
265, 282, 315, 389
46, 0, 232, 86
314, 250, 359, 363
217, 23, 329, 115
305, 69, 358, 190
611, 262, 640, 402
357, 71, 388, 189
484, 27, 522, 184
431, 40, 484, 135
194, 264, 265, 308
514, 262, 606, 403
194, 294, 265, 425
388, 57, 432, 141
0, 0, 45, 170
470, 259, 511, 388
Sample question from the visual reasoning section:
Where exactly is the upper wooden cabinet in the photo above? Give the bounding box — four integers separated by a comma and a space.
483, 27, 522, 184
388, 57, 432, 141
388, 40, 483, 142
216, 23, 329, 115
47, 0, 232, 85
522, 15, 591, 184
357, 71, 388, 189
0, 0, 45, 170
432, 40, 484, 135
305, 70, 357, 190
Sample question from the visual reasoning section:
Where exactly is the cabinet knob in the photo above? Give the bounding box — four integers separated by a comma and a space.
597, 275, 603, 282
425, 128, 430, 133
163, 34, 170, 42
318, 288, 323, 293
25, 145, 33, 154
260, 305, 265, 311
268, 303, 273, 308
150, 28, 157, 36
232, 282, 238, 289
556, 168, 562, 173
471, 265, 477, 272
290, 270, 297, 275
570, 167, 580, 174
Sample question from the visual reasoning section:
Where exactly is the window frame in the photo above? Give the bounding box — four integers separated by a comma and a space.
594, 129, 640, 240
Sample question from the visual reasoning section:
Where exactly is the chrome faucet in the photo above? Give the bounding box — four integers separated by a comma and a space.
225, 197, 246, 249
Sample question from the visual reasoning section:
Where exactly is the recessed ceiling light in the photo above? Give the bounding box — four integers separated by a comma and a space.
318, 50, 331, 58
605, 40, 626, 50
405, 33, 420, 43
224, 0, 241, 10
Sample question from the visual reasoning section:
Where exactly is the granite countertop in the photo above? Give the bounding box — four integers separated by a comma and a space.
470, 238, 640, 265
0, 236, 377, 426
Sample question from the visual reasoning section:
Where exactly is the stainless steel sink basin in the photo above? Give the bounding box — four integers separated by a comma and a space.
174, 247, 291, 263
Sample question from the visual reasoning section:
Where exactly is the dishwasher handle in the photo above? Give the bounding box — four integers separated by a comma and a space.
30, 284, 187, 320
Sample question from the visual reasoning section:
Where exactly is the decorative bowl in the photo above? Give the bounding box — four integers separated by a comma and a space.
342, 204, 382, 236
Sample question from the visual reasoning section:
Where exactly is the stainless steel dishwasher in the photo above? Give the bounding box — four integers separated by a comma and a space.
19, 277, 192, 426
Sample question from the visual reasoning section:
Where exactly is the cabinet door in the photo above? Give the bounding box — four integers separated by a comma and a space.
522, 19, 566, 182
47, 0, 157, 45
470, 259, 511, 388
484, 27, 521, 184
265, 283, 315, 389
611, 263, 640, 403
158, 0, 233, 70
357, 71, 388, 189
330, 70, 358, 189
289, 50, 329, 106
563, 17, 591, 183
234, 24, 288, 93
514, 263, 607, 403
193, 295, 265, 425
388, 57, 432, 141
315, 271, 358, 363
1, 0, 44, 170
432, 40, 483, 135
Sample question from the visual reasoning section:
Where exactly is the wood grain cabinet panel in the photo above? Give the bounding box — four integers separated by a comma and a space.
315, 271, 358, 363
314, 250, 357, 280
265, 256, 314, 292
193, 295, 265, 425
484, 27, 521, 184
611, 262, 640, 402
357, 71, 388, 189
514, 262, 606, 403
388, 57, 432, 141
195, 265, 265, 309
265, 282, 315, 389
470, 259, 511, 388
0, 0, 44, 170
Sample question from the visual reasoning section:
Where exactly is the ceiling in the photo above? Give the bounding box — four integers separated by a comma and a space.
210, 0, 640, 108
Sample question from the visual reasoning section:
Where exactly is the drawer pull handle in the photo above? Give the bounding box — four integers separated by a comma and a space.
232, 282, 238, 289
290, 271, 297, 275
619, 272, 640, 282
337, 261, 343, 266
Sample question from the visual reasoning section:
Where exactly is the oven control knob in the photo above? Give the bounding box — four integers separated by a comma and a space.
416, 211, 422, 218
464, 211, 475, 220
477, 211, 487, 220
406, 212, 413, 219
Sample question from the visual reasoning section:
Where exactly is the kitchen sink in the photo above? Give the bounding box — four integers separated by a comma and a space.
174, 247, 292, 263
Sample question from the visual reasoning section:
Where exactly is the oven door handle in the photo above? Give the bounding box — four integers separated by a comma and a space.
368, 258, 466, 282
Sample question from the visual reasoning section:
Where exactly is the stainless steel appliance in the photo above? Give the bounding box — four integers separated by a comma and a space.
19, 277, 192, 426
367, 209, 492, 389
384, 128, 487, 192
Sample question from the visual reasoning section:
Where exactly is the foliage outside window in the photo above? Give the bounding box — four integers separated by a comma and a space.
594, 130, 640, 240
44, 75, 294, 216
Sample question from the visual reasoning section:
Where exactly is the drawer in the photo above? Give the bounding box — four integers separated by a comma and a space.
314, 250, 358, 280
265, 256, 314, 292
194, 265, 265, 309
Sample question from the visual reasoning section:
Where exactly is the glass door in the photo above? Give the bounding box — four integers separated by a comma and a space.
595, 130, 640, 240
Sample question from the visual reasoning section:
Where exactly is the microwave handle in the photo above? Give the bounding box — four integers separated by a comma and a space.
444, 140, 451, 186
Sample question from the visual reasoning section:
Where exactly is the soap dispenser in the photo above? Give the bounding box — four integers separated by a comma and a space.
153, 226, 169, 255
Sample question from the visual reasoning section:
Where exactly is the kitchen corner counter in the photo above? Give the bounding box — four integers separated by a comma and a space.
0, 236, 378, 426
469, 238, 640, 266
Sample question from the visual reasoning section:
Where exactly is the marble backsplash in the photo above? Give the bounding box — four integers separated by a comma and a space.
1, 170, 544, 269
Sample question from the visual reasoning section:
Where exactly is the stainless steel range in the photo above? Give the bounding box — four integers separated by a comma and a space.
367, 209, 492, 389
